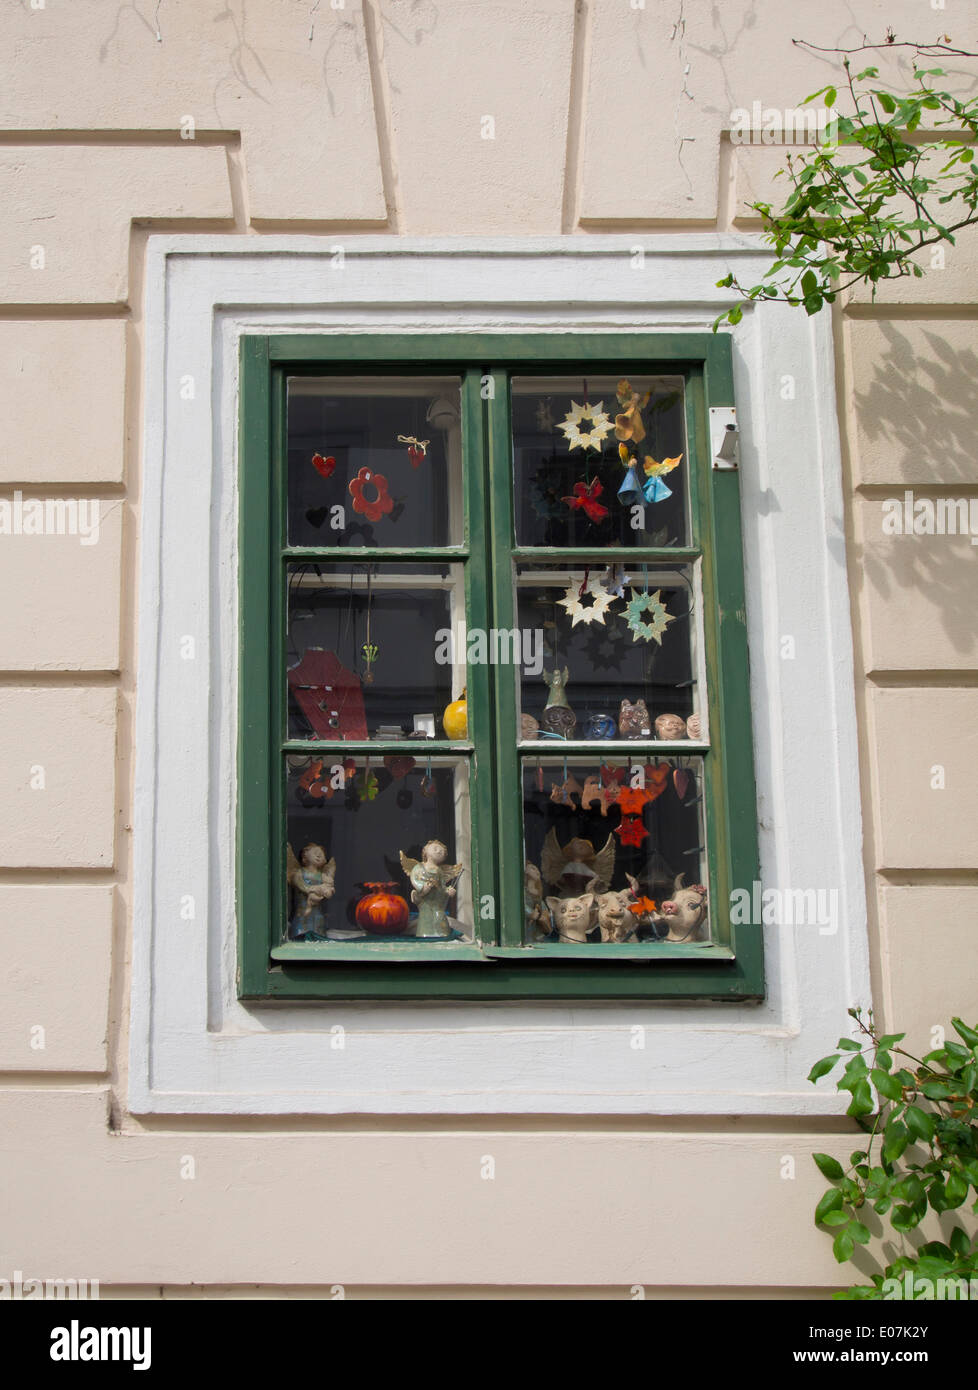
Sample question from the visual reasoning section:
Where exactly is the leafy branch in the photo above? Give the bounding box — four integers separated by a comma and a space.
809, 1007, 978, 1299
714, 50, 978, 330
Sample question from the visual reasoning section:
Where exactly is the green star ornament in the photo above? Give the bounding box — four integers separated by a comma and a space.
624, 588, 675, 646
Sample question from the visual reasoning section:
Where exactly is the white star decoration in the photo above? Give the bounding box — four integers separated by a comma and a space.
557, 400, 613, 452
557, 577, 617, 628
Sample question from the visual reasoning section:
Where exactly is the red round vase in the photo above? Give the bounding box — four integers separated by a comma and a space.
356, 882, 410, 935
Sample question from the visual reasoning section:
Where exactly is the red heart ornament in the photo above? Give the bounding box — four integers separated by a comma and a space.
312, 453, 336, 479
673, 768, 691, 801
645, 764, 671, 802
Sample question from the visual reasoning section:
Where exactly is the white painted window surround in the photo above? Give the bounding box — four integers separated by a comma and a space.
131, 236, 870, 1116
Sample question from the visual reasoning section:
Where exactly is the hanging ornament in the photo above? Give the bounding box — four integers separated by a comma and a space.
644, 764, 672, 803
384, 755, 416, 780
349, 468, 394, 522
641, 453, 682, 503
599, 764, 626, 790
614, 380, 650, 444
396, 434, 429, 468
550, 772, 582, 807
616, 815, 649, 848
562, 478, 608, 524
311, 452, 337, 479
581, 774, 619, 816
357, 768, 380, 801
617, 786, 652, 815
624, 588, 675, 646
420, 756, 436, 798
558, 400, 613, 453
361, 642, 378, 684
556, 575, 615, 628
673, 766, 691, 801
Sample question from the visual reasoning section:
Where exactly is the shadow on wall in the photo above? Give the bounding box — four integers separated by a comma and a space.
852, 321, 978, 662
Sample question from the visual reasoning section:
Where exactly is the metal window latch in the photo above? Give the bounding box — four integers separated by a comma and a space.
709, 407, 739, 470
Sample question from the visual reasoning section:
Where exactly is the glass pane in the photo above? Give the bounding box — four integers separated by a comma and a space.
287, 376, 463, 548
284, 755, 474, 942
522, 755, 708, 945
512, 375, 687, 548
515, 562, 705, 744
286, 562, 467, 741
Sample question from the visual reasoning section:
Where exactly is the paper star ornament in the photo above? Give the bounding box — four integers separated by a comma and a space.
557, 576, 616, 628
558, 400, 613, 452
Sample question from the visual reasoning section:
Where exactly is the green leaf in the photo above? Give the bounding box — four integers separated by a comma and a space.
825, 88, 837, 108
950, 1227, 972, 1258
808, 1054, 840, 1083
813, 1152, 846, 1181
833, 1229, 855, 1263
850, 1221, 871, 1245
952, 1018, 978, 1049
878, 1033, 906, 1049
905, 1106, 936, 1143
815, 1188, 844, 1223
728, 304, 743, 326
875, 91, 897, 115
801, 269, 817, 297
847, 1078, 875, 1117
871, 1069, 903, 1101
883, 1121, 910, 1164
837, 1039, 862, 1052
945, 1172, 968, 1207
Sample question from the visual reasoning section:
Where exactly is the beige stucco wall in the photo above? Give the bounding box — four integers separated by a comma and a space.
0, 0, 975, 1297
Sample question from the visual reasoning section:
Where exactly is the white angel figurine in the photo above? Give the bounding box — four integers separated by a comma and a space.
286, 842, 337, 940
399, 839, 463, 938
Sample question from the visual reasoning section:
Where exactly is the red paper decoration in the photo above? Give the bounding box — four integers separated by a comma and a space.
312, 453, 336, 479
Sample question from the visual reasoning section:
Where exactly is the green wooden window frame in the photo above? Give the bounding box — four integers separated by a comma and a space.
238, 333, 762, 1001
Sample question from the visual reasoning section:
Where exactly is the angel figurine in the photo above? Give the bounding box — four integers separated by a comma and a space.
399, 839, 463, 938
286, 842, 337, 940
540, 828, 616, 897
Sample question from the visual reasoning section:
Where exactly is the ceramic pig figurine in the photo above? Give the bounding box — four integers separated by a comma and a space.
656, 875, 708, 942
546, 892, 596, 944
594, 889, 637, 943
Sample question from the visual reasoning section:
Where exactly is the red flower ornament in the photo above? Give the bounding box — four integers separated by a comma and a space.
348, 467, 394, 522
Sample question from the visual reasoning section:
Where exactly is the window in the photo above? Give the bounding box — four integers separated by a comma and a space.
238, 333, 761, 1001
